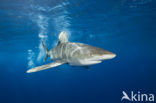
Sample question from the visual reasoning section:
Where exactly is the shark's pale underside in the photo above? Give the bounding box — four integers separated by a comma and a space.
27, 32, 116, 73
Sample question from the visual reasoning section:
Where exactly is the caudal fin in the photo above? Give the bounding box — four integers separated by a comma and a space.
41, 40, 49, 62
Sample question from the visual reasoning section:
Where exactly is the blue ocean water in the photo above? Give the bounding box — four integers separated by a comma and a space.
0, 0, 156, 103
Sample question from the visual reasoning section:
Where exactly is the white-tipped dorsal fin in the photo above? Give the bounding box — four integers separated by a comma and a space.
58, 31, 68, 43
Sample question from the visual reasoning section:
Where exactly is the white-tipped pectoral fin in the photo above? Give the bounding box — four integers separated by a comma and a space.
26, 61, 65, 73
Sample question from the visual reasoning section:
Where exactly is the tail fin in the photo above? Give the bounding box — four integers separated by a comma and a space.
41, 40, 49, 62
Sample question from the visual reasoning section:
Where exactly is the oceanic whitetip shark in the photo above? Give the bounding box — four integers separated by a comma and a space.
27, 31, 116, 73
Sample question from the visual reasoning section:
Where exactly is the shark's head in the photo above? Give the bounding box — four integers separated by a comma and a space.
84, 46, 116, 61
69, 43, 116, 66
69, 45, 116, 66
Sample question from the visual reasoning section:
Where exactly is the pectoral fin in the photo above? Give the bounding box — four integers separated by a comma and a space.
26, 61, 65, 73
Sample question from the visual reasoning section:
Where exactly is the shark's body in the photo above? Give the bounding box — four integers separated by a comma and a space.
27, 32, 116, 73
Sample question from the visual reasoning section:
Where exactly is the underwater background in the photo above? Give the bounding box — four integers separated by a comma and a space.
0, 0, 156, 103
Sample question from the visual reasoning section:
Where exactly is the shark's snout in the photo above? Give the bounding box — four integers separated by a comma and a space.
88, 47, 116, 60
93, 52, 116, 60
101, 53, 116, 60
87, 52, 116, 61
99, 49, 116, 60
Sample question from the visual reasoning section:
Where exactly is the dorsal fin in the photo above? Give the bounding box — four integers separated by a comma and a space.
58, 31, 68, 43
